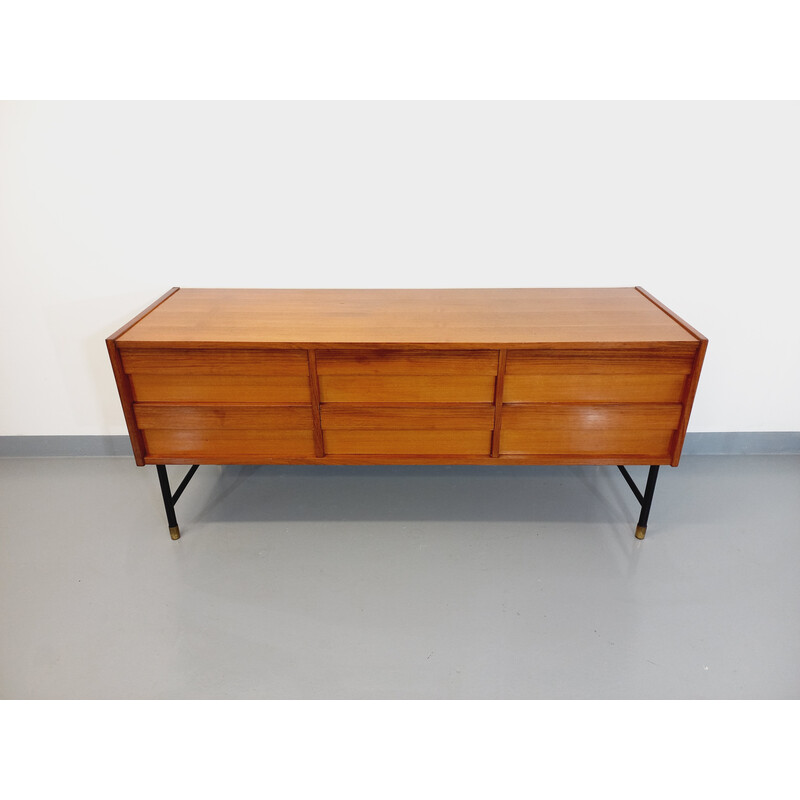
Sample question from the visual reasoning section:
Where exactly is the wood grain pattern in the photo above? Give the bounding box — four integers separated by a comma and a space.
107, 287, 706, 467
134, 404, 314, 430
106, 288, 181, 466
318, 375, 496, 403
316, 349, 498, 374
505, 348, 695, 374
130, 374, 312, 404
503, 374, 687, 404
502, 404, 682, 429
106, 339, 147, 465
307, 350, 325, 457
500, 428, 674, 457
670, 337, 708, 465
491, 350, 507, 457
116, 288, 699, 346
324, 430, 492, 456
144, 428, 316, 458
144, 453, 673, 466
320, 405, 495, 429
121, 347, 309, 375
500, 404, 681, 456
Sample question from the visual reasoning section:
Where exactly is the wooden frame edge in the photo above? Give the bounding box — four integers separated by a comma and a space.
671, 337, 708, 465
634, 286, 708, 343
106, 287, 180, 466
307, 350, 325, 457
106, 339, 146, 465
106, 287, 181, 343
490, 349, 507, 457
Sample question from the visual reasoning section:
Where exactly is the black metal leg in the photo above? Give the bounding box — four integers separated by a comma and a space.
156, 464, 199, 540
617, 464, 660, 540
156, 465, 180, 539
635, 465, 660, 540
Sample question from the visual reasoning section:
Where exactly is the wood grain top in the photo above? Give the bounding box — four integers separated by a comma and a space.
114, 287, 702, 347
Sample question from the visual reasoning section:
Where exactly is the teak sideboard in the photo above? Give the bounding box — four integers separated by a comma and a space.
107, 287, 707, 541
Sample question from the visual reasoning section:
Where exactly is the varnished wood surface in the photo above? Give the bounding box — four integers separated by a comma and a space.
144, 428, 316, 458
316, 350, 499, 374
503, 373, 688, 404
121, 347, 309, 375
320, 405, 495, 430
324, 430, 493, 456
107, 287, 707, 466
501, 403, 680, 457
134, 404, 314, 430
116, 288, 699, 346
318, 374, 497, 403
130, 374, 312, 404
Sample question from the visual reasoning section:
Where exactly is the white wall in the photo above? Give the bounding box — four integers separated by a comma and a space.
1, 101, 798, 436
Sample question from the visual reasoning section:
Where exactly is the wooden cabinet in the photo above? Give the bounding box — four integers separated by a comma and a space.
107, 287, 706, 539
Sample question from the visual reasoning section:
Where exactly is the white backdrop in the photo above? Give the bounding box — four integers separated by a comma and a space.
1, 101, 798, 436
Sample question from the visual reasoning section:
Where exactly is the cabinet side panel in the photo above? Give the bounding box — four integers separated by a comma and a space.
106, 339, 147, 465
670, 338, 708, 465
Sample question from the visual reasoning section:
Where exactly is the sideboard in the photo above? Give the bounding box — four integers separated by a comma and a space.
107, 287, 707, 541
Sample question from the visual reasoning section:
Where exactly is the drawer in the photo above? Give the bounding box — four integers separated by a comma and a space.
144, 428, 316, 458
321, 405, 494, 455
324, 430, 492, 455
504, 348, 693, 404
500, 404, 681, 457
130, 374, 311, 403
136, 404, 316, 458
122, 347, 311, 404
317, 349, 498, 403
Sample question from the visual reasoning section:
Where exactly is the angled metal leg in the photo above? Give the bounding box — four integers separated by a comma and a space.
156, 464, 199, 540
635, 465, 660, 540
617, 465, 660, 540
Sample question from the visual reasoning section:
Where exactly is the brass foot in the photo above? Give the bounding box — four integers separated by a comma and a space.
169, 525, 181, 541
635, 525, 647, 540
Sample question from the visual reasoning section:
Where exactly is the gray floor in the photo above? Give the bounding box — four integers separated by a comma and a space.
0, 455, 798, 699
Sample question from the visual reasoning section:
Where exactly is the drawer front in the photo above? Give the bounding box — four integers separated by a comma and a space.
319, 375, 496, 403
121, 347, 311, 404
324, 430, 492, 455
134, 404, 313, 430
504, 348, 693, 404
500, 404, 681, 457
137, 404, 316, 458
121, 347, 309, 375
321, 405, 494, 455
130, 374, 311, 403
144, 429, 316, 458
317, 349, 498, 403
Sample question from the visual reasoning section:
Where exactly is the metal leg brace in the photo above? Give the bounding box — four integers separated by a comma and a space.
617, 465, 660, 540
156, 464, 199, 540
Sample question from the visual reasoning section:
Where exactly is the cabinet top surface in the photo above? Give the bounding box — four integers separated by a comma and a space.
114, 287, 702, 347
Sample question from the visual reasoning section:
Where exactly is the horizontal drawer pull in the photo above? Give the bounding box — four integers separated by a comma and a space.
144, 428, 316, 458
121, 347, 309, 376
316, 349, 498, 375
135, 404, 314, 430
500, 429, 674, 457
502, 403, 682, 429
505, 348, 695, 375
503, 374, 686, 404
324, 430, 492, 456
319, 375, 496, 403
320, 404, 495, 430
130, 374, 312, 404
